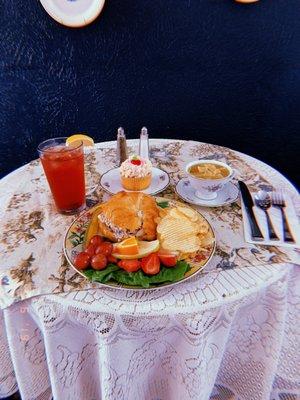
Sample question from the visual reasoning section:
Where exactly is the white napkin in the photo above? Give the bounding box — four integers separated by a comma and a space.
241, 192, 300, 248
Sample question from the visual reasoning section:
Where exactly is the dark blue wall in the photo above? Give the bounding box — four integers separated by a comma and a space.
0, 0, 299, 185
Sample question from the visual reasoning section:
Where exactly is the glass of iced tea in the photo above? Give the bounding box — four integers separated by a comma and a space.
38, 137, 86, 214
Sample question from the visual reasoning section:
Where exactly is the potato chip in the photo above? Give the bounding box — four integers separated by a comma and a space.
158, 225, 198, 243
160, 234, 200, 253
156, 205, 211, 258
175, 206, 200, 222
157, 218, 198, 236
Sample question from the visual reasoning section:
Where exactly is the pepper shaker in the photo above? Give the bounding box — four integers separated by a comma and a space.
116, 127, 128, 166
138, 126, 149, 159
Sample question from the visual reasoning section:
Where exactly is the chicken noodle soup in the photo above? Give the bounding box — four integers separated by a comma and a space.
188, 163, 230, 180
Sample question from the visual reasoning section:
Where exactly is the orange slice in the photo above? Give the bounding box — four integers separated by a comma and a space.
115, 237, 139, 255
113, 239, 160, 260
66, 134, 94, 147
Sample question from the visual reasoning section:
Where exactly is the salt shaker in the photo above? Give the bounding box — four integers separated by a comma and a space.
138, 126, 149, 159
116, 127, 128, 166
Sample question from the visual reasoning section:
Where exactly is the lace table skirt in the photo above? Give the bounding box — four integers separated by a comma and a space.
1, 265, 299, 400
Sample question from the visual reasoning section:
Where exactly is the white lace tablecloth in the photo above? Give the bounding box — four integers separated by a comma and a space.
0, 139, 299, 400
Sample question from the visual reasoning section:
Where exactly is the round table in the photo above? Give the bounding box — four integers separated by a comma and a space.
0, 139, 299, 400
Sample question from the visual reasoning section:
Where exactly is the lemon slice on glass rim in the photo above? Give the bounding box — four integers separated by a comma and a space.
66, 134, 94, 147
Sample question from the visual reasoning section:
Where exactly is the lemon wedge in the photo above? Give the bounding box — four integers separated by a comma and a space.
112, 239, 160, 260
66, 134, 94, 147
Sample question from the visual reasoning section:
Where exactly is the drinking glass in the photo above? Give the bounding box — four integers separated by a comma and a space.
38, 137, 86, 214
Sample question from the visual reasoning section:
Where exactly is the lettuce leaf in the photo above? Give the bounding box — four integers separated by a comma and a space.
83, 264, 120, 282
83, 261, 190, 288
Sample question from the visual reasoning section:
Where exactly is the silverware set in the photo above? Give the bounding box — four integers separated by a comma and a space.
238, 181, 295, 243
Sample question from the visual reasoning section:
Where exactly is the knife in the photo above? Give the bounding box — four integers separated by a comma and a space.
238, 181, 264, 241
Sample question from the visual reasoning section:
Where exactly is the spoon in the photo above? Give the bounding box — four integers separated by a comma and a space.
255, 190, 279, 240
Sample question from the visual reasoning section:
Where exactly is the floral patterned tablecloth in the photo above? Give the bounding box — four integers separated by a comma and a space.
0, 139, 299, 400
0, 139, 299, 308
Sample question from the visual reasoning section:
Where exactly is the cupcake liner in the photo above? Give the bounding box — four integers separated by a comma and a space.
121, 174, 152, 191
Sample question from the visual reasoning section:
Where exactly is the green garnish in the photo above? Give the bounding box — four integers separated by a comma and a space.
83, 260, 191, 288
157, 201, 169, 209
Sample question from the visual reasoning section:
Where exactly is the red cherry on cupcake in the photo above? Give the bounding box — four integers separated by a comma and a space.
131, 159, 142, 166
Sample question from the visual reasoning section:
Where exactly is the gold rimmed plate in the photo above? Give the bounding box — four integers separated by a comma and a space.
63, 197, 216, 290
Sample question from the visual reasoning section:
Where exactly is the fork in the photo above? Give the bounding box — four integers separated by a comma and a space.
272, 191, 295, 243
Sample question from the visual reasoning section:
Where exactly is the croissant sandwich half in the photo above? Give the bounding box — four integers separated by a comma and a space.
97, 192, 160, 242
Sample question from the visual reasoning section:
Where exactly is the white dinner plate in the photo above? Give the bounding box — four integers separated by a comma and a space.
176, 178, 239, 207
40, 0, 105, 28
100, 167, 170, 196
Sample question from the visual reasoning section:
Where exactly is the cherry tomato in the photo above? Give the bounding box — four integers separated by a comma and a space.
89, 235, 104, 247
95, 242, 113, 256
107, 254, 118, 264
74, 252, 90, 270
85, 244, 96, 257
141, 253, 160, 275
158, 251, 177, 267
91, 254, 107, 270
118, 259, 141, 272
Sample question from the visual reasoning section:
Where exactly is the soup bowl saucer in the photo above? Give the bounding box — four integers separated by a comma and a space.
175, 178, 239, 207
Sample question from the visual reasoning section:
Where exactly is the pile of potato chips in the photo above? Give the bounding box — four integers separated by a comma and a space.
157, 205, 214, 260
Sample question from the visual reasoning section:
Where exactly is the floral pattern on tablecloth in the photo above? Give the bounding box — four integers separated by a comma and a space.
0, 139, 299, 309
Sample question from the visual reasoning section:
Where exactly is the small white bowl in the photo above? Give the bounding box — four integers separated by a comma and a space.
185, 160, 234, 200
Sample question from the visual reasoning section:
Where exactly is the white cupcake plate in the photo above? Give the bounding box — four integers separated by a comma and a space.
40, 0, 105, 28
100, 167, 170, 196
176, 178, 239, 207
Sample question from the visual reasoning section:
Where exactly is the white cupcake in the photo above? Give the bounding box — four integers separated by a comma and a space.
120, 156, 152, 190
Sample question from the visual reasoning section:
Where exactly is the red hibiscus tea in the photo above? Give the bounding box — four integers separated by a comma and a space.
38, 138, 86, 214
